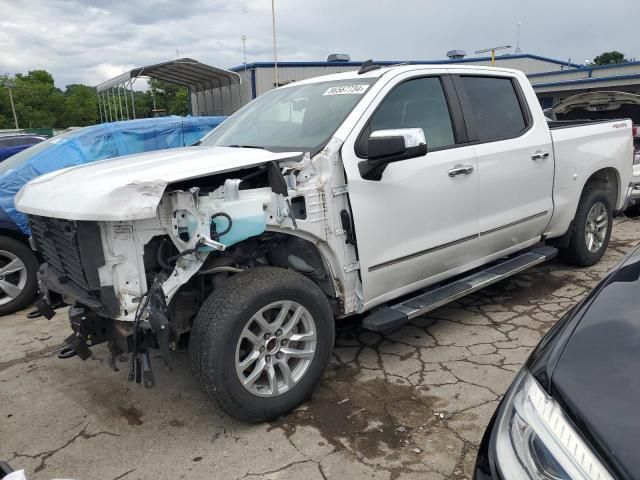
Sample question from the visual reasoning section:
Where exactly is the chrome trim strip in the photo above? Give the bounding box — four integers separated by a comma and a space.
367, 211, 549, 273
479, 211, 549, 237
368, 234, 478, 272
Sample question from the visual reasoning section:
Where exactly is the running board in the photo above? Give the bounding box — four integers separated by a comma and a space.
362, 245, 557, 332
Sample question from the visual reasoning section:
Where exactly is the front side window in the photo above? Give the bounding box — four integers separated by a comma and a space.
460, 76, 528, 142
368, 77, 456, 150
201, 78, 377, 154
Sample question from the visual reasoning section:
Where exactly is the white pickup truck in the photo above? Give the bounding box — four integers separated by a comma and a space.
16, 64, 635, 422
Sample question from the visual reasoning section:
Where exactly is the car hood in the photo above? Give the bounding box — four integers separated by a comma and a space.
550, 247, 640, 479
15, 146, 300, 221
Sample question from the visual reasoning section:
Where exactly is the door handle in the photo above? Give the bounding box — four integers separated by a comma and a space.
448, 164, 474, 177
531, 150, 550, 161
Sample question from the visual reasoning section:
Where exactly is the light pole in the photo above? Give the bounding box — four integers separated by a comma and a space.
515, 22, 522, 54
5, 78, 19, 130
242, 34, 247, 70
271, 0, 279, 86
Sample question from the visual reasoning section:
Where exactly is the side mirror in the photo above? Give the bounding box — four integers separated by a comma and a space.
358, 128, 427, 181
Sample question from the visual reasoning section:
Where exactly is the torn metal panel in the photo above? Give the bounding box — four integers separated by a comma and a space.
15, 147, 301, 221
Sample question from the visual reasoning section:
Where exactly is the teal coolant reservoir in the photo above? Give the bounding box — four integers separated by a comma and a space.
210, 198, 267, 248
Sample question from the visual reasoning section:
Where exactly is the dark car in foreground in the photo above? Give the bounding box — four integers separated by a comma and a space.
474, 245, 640, 480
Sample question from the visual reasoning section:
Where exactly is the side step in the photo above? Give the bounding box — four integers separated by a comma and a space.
362, 245, 557, 332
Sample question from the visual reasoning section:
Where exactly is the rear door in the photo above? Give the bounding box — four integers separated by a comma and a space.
453, 73, 554, 256
341, 71, 481, 307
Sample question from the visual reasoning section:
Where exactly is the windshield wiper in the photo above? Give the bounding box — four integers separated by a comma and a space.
227, 145, 266, 150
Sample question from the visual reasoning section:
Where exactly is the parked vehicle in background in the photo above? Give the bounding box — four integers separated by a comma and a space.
0, 135, 47, 161
16, 65, 635, 422
474, 244, 640, 480
549, 91, 640, 205
0, 115, 225, 316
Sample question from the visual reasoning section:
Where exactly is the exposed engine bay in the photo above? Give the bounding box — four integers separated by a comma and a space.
29, 140, 362, 385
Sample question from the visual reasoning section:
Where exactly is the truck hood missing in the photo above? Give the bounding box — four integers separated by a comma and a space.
15, 146, 301, 221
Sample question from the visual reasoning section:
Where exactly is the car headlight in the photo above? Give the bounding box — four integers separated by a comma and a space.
493, 370, 613, 480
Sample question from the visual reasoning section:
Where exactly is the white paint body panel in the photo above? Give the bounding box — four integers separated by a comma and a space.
15, 146, 301, 220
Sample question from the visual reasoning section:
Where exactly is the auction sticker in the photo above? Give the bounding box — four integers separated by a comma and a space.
323, 85, 370, 96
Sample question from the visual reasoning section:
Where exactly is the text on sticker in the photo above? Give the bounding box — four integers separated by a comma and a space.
323, 85, 370, 96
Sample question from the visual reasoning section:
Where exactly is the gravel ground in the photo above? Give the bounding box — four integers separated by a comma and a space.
1, 216, 638, 480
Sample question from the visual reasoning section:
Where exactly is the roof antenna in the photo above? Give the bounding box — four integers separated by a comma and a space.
358, 59, 381, 75
515, 21, 522, 54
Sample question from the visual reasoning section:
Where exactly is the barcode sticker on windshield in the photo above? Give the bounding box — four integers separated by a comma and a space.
323, 85, 370, 96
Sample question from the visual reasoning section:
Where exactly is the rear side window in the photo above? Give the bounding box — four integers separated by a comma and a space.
460, 76, 527, 142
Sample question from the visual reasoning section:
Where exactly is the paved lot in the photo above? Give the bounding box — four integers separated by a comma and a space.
1, 217, 639, 480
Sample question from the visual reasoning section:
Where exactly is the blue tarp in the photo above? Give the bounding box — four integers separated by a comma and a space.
0, 116, 225, 234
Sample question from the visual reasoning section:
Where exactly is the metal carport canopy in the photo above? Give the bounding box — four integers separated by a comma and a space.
95, 58, 241, 93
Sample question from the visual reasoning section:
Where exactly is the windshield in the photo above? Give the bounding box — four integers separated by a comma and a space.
201, 78, 377, 153
0, 130, 76, 176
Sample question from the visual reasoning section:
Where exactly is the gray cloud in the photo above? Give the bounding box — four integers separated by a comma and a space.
1, 0, 638, 88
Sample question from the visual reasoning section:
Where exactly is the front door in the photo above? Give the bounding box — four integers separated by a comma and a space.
341, 74, 480, 308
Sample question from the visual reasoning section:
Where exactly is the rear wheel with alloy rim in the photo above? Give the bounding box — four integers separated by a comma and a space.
560, 186, 613, 267
0, 236, 39, 316
584, 202, 608, 254
190, 267, 334, 422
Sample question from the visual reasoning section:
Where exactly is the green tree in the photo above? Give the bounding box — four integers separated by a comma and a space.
12, 70, 63, 128
148, 79, 189, 116
58, 84, 98, 127
593, 51, 628, 66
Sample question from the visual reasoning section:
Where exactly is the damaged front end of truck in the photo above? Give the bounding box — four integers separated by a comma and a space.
18, 140, 362, 387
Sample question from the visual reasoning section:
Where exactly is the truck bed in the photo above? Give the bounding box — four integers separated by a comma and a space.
545, 118, 634, 238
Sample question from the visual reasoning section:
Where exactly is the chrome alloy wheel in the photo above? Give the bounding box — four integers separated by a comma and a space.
235, 300, 317, 397
585, 201, 608, 253
0, 250, 27, 306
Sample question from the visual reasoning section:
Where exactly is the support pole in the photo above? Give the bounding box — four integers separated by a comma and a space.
8, 87, 19, 130
97, 91, 104, 123
117, 85, 124, 120
129, 80, 136, 119
122, 83, 130, 119
271, 0, 279, 87
106, 90, 113, 122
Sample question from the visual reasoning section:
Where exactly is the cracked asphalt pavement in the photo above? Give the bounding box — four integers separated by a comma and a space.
2, 217, 639, 480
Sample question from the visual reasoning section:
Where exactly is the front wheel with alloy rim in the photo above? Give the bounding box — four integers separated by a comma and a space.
190, 267, 335, 422
0, 236, 39, 316
560, 186, 613, 267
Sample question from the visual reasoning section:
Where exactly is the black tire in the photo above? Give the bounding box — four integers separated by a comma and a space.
189, 267, 335, 422
0, 235, 39, 316
560, 185, 613, 267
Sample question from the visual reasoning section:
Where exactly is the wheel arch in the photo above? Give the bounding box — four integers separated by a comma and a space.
582, 167, 620, 212
0, 229, 30, 246
199, 229, 345, 313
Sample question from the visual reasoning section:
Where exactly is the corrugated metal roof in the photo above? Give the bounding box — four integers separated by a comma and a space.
96, 58, 241, 93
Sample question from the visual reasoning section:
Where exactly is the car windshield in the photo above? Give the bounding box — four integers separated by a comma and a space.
200, 78, 377, 154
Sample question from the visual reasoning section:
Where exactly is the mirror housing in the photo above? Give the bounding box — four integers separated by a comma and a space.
358, 128, 427, 180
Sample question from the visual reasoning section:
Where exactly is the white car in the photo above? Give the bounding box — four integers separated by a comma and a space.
16, 64, 636, 422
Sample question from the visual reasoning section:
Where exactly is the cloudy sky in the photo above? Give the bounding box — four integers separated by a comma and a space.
1, 0, 638, 88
